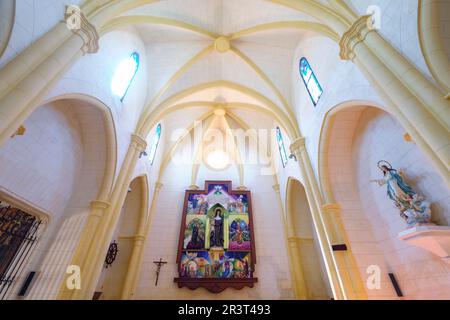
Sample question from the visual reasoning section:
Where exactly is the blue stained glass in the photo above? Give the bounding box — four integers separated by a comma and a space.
276, 127, 288, 168
149, 123, 162, 165
299, 57, 323, 106
111, 52, 140, 102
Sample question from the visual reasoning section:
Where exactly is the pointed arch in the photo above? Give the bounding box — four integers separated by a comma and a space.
137, 81, 301, 139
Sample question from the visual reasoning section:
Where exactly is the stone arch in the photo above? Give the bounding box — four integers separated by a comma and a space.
285, 177, 332, 300
318, 101, 450, 299
0, 0, 15, 59
0, 94, 118, 300
95, 175, 149, 300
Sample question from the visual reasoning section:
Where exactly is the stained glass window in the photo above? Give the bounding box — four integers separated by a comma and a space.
148, 123, 161, 165
299, 57, 323, 106
111, 52, 140, 101
276, 127, 288, 168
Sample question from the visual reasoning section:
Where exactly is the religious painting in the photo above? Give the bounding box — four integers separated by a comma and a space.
175, 181, 257, 293
229, 215, 251, 251
179, 251, 252, 279
180, 252, 211, 278
183, 215, 206, 250
228, 194, 248, 215
187, 194, 208, 215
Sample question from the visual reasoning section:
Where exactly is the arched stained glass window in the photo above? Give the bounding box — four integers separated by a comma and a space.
111, 52, 140, 102
148, 123, 162, 165
276, 127, 288, 168
299, 57, 323, 106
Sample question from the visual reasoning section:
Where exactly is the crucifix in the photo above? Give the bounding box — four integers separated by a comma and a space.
153, 258, 168, 286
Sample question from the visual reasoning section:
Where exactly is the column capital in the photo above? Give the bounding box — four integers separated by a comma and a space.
287, 236, 298, 244
322, 203, 342, 215
289, 137, 306, 155
188, 184, 200, 190
272, 184, 280, 193
155, 182, 164, 192
64, 5, 99, 54
90, 200, 110, 210
131, 134, 148, 152
339, 15, 374, 61
134, 235, 146, 244
236, 185, 248, 191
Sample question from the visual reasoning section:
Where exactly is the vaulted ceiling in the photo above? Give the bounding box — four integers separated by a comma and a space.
102, 0, 337, 179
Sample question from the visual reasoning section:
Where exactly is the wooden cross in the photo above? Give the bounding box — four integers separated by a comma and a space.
153, 258, 167, 286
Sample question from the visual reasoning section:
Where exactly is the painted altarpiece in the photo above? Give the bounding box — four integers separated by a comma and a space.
174, 181, 257, 293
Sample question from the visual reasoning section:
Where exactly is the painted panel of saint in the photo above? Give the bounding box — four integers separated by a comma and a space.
184, 215, 206, 250
208, 206, 225, 248
228, 194, 248, 215
180, 251, 252, 279
180, 251, 211, 278
229, 215, 251, 250
186, 194, 208, 215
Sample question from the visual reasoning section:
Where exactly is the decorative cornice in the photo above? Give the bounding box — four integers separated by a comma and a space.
339, 15, 374, 61
289, 137, 306, 155
322, 203, 342, 214
131, 134, 148, 152
90, 200, 110, 210
65, 6, 99, 54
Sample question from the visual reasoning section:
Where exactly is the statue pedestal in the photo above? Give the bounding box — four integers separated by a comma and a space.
398, 226, 450, 264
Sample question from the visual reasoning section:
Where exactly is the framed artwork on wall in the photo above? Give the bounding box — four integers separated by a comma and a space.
174, 181, 258, 293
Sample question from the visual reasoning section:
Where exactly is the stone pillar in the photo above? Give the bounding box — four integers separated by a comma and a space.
272, 184, 307, 299
290, 137, 346, 300
322, 203, 367, 300
339, 16, 450, 183
0, 6, 99, 146
58, 200, 110, 299
121, 182, 163, 300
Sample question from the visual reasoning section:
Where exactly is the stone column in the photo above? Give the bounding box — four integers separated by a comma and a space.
290, 137, 346, 300
339, 16, 450, 183
0, 6, 99, 146
121, 182, 163, 300
322, 203, 367, 300
272, 184, 307, 299
57, 200, 110, 299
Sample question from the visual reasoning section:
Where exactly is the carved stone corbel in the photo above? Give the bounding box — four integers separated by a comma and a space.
339, 15, 374, 61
